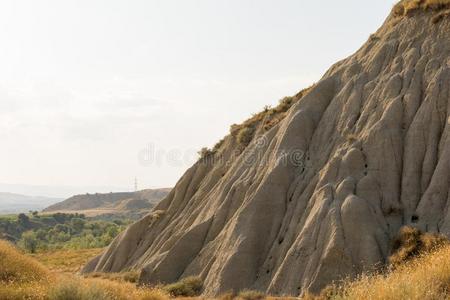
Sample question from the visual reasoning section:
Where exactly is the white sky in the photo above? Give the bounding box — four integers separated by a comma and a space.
0, 0, 396, 193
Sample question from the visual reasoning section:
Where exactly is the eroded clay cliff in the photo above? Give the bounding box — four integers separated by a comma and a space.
83, 8, 450, 296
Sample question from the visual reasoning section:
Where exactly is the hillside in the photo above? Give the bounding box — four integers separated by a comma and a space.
43, 189, 170, 218
82, 5, 450, 297
0, 192, 62, 214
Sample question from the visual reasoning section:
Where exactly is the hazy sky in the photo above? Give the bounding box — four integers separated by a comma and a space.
0, 0, 396, 194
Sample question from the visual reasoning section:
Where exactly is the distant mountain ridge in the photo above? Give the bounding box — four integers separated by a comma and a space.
43, 188, 171, 218
0, 183, 128, 199
0, 192, 62, 214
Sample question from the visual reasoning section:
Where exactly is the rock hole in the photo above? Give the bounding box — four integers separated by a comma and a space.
278, 238, 284, 244
364, 164, 368, 168
411, 215, 419, 223
266, 269, 270, 274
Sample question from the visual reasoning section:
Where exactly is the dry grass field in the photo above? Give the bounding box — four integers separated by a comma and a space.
30, 248, 104, 273
2, 233, 450, 300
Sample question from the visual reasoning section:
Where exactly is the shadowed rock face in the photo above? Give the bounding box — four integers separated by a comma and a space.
82, 11, 450, 296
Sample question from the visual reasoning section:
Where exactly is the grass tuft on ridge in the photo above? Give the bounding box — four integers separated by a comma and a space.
393, 0, 450, 16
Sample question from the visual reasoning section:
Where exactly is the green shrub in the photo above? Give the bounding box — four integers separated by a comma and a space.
48, 280, 115, 300
237, 127, 255, 146
85, 271, 140, 283
48, 280, 84, 300
82, 283, 112, 300
19, 231, 38, 253
198, 147, 215, 159
122, 271, 140, 283
162, 276, 203, 297
237, 289, 266, 300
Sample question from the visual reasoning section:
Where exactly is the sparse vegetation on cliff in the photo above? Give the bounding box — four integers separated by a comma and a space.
229, 87, 312, 148
389, 226, 449, 267
394, 0, 450, 16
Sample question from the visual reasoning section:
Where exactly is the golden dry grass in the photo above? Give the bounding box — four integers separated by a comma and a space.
48, 277, 170, 300
304, 245, 450, 300
0, 240, 52, 299
0, 240, 51, 284
30, 248, 104, 273
394, 0, 450, 16
85, 270, 140, 283
389, 226, 449, 267
3, 236, 450, 300
0, 240, 170, 300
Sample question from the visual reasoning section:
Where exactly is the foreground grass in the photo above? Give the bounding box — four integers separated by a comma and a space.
335, 246, 450, 300
0, 240, 168, 300
0, 239, 296, 300
306, 239, 450, 300
30, 248, 103, 273
3, 233, 450, 300
0, 240, 51, 299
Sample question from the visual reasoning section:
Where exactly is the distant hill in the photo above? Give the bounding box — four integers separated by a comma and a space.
0, 192, 62, 214
43, 189, 171, 219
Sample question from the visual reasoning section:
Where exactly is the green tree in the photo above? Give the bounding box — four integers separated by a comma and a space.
71, 218, 85, 233
35, 229, 47, 241
20, 231, 38, 253
17, 213, 30, 228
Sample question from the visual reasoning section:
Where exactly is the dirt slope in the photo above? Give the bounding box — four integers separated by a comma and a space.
83, 8, 450, 296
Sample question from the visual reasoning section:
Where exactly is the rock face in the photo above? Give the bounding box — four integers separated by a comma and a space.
83, 9, 450, 296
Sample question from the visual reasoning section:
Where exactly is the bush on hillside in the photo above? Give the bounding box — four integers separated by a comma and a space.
19, 231, 38, 253
389, 226, 449, 267
394, 0, 450, 16
237, 127, 255, 147
237, 290, 266, 300
85, 271, 140, 283
162, 276, 203, 297
198, 147, 215, 159
48, 280, 85, 300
